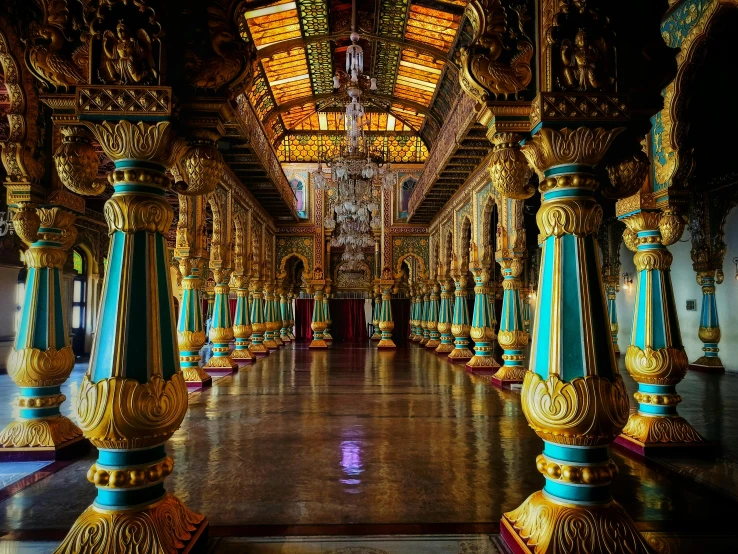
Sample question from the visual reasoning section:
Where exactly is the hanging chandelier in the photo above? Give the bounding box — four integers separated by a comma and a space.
311, 1, 397, 273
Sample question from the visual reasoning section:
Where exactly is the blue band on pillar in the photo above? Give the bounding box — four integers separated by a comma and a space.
97, 445, 166, 467
95, 483, 166, 509
543, 442, 609, 464
20, 386, 62, 397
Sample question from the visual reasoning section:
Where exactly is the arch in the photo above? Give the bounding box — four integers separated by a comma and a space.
459, 216, 473, 271
334, 260, 371, 290
395, 252, 426, 281
655, 0, 738, 191
278, 252, 311, 281
232, 208, 247, 276
0, 16, 44, 186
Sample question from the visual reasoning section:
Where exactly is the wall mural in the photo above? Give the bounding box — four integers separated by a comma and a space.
391, 235, 429, 278
397, 173, 420, 221
276, 235, 314, 276
286, 170, 310, 219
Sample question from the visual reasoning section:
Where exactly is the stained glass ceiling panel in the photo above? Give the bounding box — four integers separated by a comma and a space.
245, 1, 302, 49
405, 5, 460, 51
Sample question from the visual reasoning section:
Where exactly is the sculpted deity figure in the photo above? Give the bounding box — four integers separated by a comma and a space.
560, 29, 602, 90
101, 21, 158, 85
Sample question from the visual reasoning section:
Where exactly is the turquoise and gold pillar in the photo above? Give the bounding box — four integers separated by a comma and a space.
56, 121, 206, 551
271, 282, 284, 347
287, 292, 296, 340
232, 273, 254, 363
521, 287, 531, 333
177, 258, 212, 387
279, 289, 291, 343
411, 287, 422, 342
419, 284, 430, 345
204, 270, 238, 372
323, 290, 333, 342
310, 283, 328, 348
435, 269, 455, 355
689, 269, 724, 372
466, 243, 498, 372
425, 281, 440, 349
448, 255, 473, 363
0, 206, 83, 458
371, 287, 382, 340
377, 273, 396, 349
408, 286, 417, 340
491, 256, 528, 387
501, 127, 649, 553
605, 276, 621, 355
262, 281, 279, 350
248, 275, 269, 356
617, 206, 705, 452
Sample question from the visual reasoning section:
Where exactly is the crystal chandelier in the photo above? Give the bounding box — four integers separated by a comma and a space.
311, 1, 397, 273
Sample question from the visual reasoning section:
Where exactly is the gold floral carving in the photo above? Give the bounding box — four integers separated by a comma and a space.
535, 454, 619, 485
492, 365, 527, 382
522, 127, 624, 173
621, 413, 705, 445
698, 326, 720, 343
182, 366, 212, 383
0, 415, 82, 448
54, 127, 104, 196
634, 250, 673, 272
537, 197, 602, 237
498, 330, 529, 349
603, 150, 649, 200
624, 345, 688, 385
503, 492, 651, 554
470, 325, 496, 342
24, 248, 68, 269
488, 133, 534, 200
622, 228, 638, 252
177, 330, 206, 350
87, 457, 174, 489
210, 327, 234, 343
7, 346, 75, 387
175, 135, 224, 197
104, 195, 173, 235
11, 207, 41, 245
86, 120, 179, 166
658, 209, 685, 246
54, 494, 205, 554
76, 374, 188, 449
521, 371, 630, 446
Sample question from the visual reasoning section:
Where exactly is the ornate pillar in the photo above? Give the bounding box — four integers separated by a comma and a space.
232, 273, 254, 363
248, 273, 269, 356
604, 276, 620, 355
206, 289, 215, 321
501, 126, 648, 553
448, 254, 473, 362
310, 279, 328, 349
466, 242, 498, 372
408, 286, 417, 340
425, 281, 441, 349
377, 270, 396, 349
323, 288, 333, 342
271, 281, 284, 347
689, 269, 724, 372
279, 288, 291, 343
435, 268, 455, 355
0, 206, 83, 458
287, 292, 296, 340
411, 287, 422, 343
419, 284, 430, 345
203, 268, 237, 372
371, 286, 382, 340
177, 258, 212, 387
521, 287, 532, 333
491, 256, 528, 387
617, 204, 705, 453
56, 120, 206, 551
262, 280, 279, 350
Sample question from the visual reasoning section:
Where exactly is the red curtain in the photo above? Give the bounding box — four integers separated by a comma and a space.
294, 298, 314, 340
390, 298, 411, 346
328, 299, 368, 342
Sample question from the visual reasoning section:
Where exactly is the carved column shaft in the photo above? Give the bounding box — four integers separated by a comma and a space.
309, 283, 328, 349
177, 261, 212, 385
466, 245, 498, 370
449, 256, 473, 362
204, 271, 237, 371
492, 256, 528, 385
248, 277, 268, 356
690, 269, 724, 371
436, 274, 455, 354
232, 274, 254, 362
377, 279, 396, 349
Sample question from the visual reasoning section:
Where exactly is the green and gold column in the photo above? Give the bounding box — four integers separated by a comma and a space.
425, 281, 441, 349
204, 269, 238, 372
689, 269, 724, 372
279, 288, 292, 344
501, 127, 649, 554
323, 289, 333, 342
521, 287, 532, 334
419, 284, 430, 345
617, 205, 705, 453
310, 282, 328, 348
232, 273, 254, 364
491, 256, 528, 387
287, 292, 296, 340
56, 121, 206, 552
262, 281, 280, 350
0, 206, 83, 458
435, 268, 455, 355
448, 255, 473, 363
377, 272, 396, 349
177, 258, 212, 387
408, 286, 417, 340
604, 276, 621, 355
466, 243, 498, 373
371, 286, 382, 341
248, 273, 269, 356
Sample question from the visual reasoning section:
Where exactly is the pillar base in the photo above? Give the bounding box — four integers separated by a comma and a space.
288, 332, 295, 340
490, 366, 527, 388
465, 355, 500, 372
0, 417, 87, 461
54, 493, 208, 554
310, 339, 328, 348
435, 344, 455, 354
0, 414, 87, 461
183, 366, 213, 390
274, 336, 284, 347
688, 356, 725, 373
231, 349, 254, 363
419, 337, 429, 346
280, 334, 292, 343
448, 348, 473, 363
371, 335, 382, 341
204, 356, 238, 374
501, 491, 650, 554
425, 339, 440, 349
613, 413, 709, 457
263, 339, 279, 350
377, 339, 396, 349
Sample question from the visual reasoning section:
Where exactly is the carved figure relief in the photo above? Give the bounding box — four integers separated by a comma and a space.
100, 21, 157, 85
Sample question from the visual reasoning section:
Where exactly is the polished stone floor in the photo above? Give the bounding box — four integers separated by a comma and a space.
0, 343, 737, 552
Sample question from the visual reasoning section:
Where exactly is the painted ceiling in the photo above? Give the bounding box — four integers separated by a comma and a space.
238, 0, 470, 164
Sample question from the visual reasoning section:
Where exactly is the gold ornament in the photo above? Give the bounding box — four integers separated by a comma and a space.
491, 365, 527, 382
54, 494, 205, 554
621, 413, 705, 445
0, 416, 82, 448
11, 207, 40, 245
7, 346, 75, 387
521, 371, 630, 446
522, 127, 624, 174
104, 195, 173, 235
498, 329, 529, 349
603, 150, 649, 200
622, 227, 638, 252
54, 127, 104, 196
658, 209, 685, 246
624, 345, 688, 385
176, 135, 224, 197
488, 133, 534, 200
87, 457, 174, 489
698, 326, 720, 342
